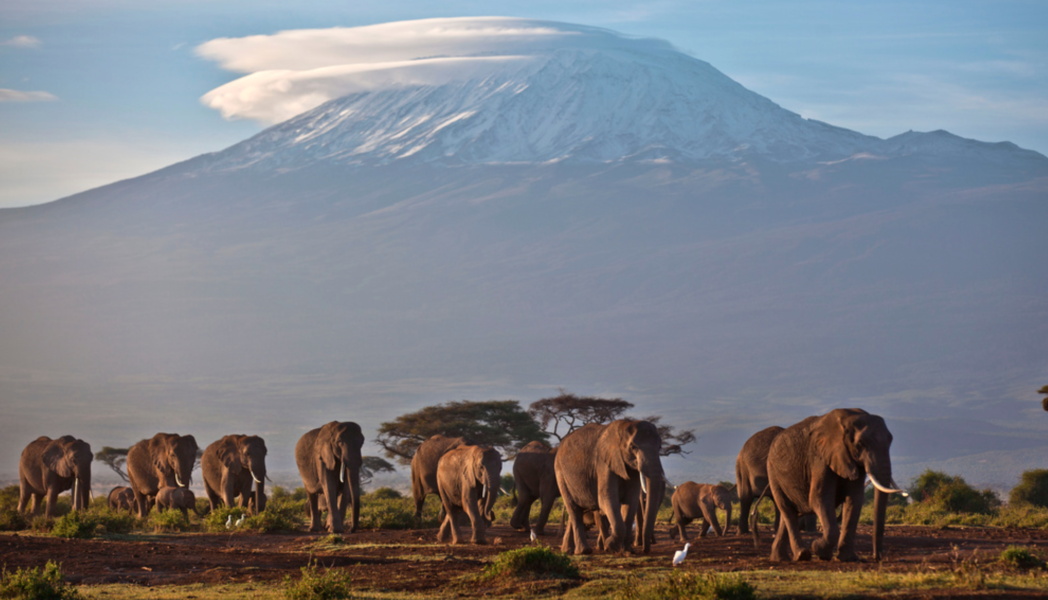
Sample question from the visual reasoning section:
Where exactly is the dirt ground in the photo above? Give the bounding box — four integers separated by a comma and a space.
3, 524, 1048, 596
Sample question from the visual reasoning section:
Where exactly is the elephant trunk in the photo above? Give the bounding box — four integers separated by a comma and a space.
639, 472, 663, 553
254, 475, 266, 514
723, 501, 733, 536
873, 488, 888, 560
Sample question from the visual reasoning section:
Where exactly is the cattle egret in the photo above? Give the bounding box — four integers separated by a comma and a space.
673, 543, 690, 567
530, 528, 537, 543
235, 514, 246, 527
225, 515, 233, 529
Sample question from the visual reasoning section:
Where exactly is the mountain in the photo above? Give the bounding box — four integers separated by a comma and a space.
1, 18, 1046, 488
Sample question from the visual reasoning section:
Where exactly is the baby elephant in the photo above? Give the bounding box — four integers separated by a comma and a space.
108, 486, 136, 512
672, 482, 733, 541
156, 486, 197, 520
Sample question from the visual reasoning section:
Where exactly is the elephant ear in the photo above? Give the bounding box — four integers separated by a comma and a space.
811, 410, 861, 480
316, 422, 338, 470
218, 438, 242, 474
42, 440, 72, 477
596, 421, 631, 481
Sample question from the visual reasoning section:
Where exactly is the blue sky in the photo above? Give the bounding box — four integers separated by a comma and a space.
1, 0, 1046, 208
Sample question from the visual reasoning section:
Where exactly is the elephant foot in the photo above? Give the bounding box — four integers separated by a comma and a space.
472, 538, 488, 545
836, 548, 859, 563
575, 546, 593, 556
812, 538, 834, 561
794, 548, 812, 562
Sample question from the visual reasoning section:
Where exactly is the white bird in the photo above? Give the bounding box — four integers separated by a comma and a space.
530, 528, 538, 543
235, 514, 246, 527
673, 543, 690, 567
225, 515, 233, 529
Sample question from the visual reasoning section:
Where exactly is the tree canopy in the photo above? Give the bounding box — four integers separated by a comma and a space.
361, 456, 397, 486
528, 391, 695, 457
376, 400, 549, 466
1040, 385, 1048, 411
94, 447, 129, 482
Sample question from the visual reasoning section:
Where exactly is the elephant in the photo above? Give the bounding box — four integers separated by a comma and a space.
295, 421, 364, 534
108, 486, 135, 512
201, 434, 268, 514
509, 441, 559, 535
555, 419, 665, 555
436, 443, 502, 545
411, 434, 475, 526
735, 426, 785, 536
156, 486, 198, 520
767, 408, 906, 562
672, 482, 733, 540
18, 435, 92, 517
126, 433, 199, 518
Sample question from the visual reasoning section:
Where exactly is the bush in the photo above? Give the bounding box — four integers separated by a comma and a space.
618, 572, 756, 600
0, 486, 20, 512
481, 546, 580, 581
272, 486, 307, 503
203, 506, 248, 533
909, 470, 999, 515
85, 506, 137, 535
283, 560, 354, 600
0, 508, 28, 532
367, 487, 402, 500
1011, 469, 1048, 509
0, 561, 82, 600
149, 509, 190, 533
1000, 546, 1045, 570
242, 501, 304, 533
358, 497, 417, 530
50, 512, 98, 539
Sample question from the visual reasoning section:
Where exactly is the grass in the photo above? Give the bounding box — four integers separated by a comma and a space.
616, 572, 756, 600
283, 560, 355, 600
1000, 546, 1047, 570
479, 546, 580, 581
0, 561, 82, 600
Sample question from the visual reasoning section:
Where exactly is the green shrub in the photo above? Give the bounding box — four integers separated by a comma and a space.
30, 516, 54, 533
195, 498, 212, 516
0, 561, 82, 600
481, 546, 579, 581
203, 506, 248, 533
0, 508, 28, 532
283, 560, 354, 600
0, 486, 21, 512
50, 511, 98, 539
272, 486, 307, 503
241, 501, 304, 533
1010, 469, 1048, 509
908, 470, 999, 515
149, 509, 190, 533
86, 507, 137, 535
358, 497, 417, 530
1000, 546, 1046, 570
618, 572, 756, 600
367, 487, 402, 500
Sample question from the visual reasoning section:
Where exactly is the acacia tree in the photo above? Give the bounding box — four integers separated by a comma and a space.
361, 456, 396, 486
94, 447, 129, 482
528, 391, 695, 457
376, 400, 549, 466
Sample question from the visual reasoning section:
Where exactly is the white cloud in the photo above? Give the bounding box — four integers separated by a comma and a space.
0, 89, 57, 102
196, 17, 674, 124
1, 35, 41, 48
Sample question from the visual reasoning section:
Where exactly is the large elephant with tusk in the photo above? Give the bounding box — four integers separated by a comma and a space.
201, 434, 268, 513
555, 419, 665, 555
126, 432, 199, 518
767, 408, 906, 562
295, 421, 364, 534
18, 435, 93, 518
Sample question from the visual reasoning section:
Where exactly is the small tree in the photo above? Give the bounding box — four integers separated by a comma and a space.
376, 400, 549, 466
1040, 385, 1048, 411
910, 469, 999, 514
94, 447, 129, 482
361, 456, 396, 487
1010, 469, 1048, 508
528, 391, 695, 457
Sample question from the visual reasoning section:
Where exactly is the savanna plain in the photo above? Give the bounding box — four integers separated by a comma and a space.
5, 483, 1048, 600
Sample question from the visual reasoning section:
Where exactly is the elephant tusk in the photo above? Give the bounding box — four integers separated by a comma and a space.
252, 472, 263, 484
175, 472, 185, 488
641, 477, 648, 495
482, 484, 488, 499
340, 465, 346, 484
869, 473, 907, 496
74, 478, 79, 507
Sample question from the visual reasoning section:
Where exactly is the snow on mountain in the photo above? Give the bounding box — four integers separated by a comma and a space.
190, 18, 1043, 172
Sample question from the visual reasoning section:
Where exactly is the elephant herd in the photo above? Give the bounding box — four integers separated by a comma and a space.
17, 408, 906, 562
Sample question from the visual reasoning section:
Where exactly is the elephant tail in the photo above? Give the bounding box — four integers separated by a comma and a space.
750, 485, 770, 550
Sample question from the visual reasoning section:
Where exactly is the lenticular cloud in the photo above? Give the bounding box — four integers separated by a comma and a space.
196, 17, 675, 124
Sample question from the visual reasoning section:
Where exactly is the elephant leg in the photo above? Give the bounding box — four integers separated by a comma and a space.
737, 493, 752, 535
17, 481, 30, 513
204, 479, 222, 512
835, 488, 864, 562
509, 492, 532, 531
598, 492, 627, 553
560, 493, 591, 555
463, 491, 486, 545
810, 488, 840, 561
437, 511, 453, 543
306, 493, 323, 532
221, 472, 238, 509
703, 503, 723, 537
535, 495, 555, 536
770, 487, 809, 562
45, 486, 61, 518
322, 470, 344, 534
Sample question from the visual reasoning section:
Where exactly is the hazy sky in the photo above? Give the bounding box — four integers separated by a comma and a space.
1, 0, 1046, 208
